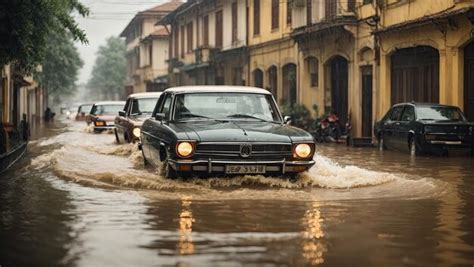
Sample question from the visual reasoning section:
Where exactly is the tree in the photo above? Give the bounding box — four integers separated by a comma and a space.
87, 37, 126, 100
38, 31, 83, 103
0, 0, 89, 73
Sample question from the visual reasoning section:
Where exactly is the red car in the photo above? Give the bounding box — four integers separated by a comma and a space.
114, 92, 162, 143
89, 101, 125, 133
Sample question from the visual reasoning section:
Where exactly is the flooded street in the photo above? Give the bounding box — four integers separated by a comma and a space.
1, 119, 474, 267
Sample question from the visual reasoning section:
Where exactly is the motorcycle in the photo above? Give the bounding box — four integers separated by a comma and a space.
311, 113, 342, 143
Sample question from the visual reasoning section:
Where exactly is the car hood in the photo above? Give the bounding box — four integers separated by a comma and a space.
172, 121, 312, 143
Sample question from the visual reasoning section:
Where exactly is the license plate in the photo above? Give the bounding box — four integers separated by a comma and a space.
225, 165, 266, 174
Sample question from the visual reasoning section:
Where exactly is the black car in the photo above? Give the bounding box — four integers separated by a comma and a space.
140, 86, 316, 179
374, 102, 474, 155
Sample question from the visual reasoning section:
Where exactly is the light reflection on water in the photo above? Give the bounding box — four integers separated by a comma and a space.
178, 197, 195, 256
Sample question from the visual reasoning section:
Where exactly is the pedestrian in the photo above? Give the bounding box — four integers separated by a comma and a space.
19, 113, 29, 142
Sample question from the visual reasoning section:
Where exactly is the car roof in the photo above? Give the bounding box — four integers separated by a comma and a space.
127, 92, 163, 99
78, 103, 94, 107
164, 86, 271, 95
393, 102, 459, 109
93, 101, 125, 106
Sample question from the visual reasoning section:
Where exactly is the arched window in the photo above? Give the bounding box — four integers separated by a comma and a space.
253, 69, 264, 88
307, 57, 319, 87
267, 66, 278, 99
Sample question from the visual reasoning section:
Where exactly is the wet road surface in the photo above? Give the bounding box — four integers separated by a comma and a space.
1, 119, 474, 266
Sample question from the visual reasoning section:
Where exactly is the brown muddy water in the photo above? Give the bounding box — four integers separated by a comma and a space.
1, 119, 474, 267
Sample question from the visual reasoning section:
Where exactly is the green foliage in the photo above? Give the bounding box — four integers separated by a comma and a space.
87, 37, 127, 99
38, 31, 83, 99
281, 102, 313, 129
0, 0, 89, 73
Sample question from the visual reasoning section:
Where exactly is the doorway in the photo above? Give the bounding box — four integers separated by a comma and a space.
282, 63, 297, 105
464, 41, 474, 121
329, 56, 348, 125
361, 66, 373, 137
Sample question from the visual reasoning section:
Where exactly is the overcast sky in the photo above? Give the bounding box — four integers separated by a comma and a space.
76, 0, 170, 84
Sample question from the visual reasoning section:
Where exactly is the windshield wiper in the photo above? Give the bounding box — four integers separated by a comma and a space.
226, 114, 272, 123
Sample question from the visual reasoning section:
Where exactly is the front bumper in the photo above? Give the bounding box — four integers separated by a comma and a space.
168, 158, 315, 174
93, 125, 115, 131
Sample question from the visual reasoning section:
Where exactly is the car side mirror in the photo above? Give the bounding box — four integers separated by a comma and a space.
284, 116, 292, 125
118, 111, 126, 117
155, 113, 165, 121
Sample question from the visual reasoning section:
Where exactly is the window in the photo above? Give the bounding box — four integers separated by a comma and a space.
174, 25, 179, 58
160, 94, 172, 119
325, 0, 337, 20
400, 106, 415, 122
180, 25, 184, 58
232, 2, 238, 43
186, 22, 193, 53
253, 69, 263, 88
268, 66, 278, 100
363, 0, 373, 4
203, 16, 209, 46
287, 0, 293, 25
307, 0, 312, 25
348, 0, 356, 12
148, 44, 153, 66
254, 0, 260, 35
215, 10, 223, 48
307, 57, 319, 87
271, 0, 279, 30
389, 106, 404, 121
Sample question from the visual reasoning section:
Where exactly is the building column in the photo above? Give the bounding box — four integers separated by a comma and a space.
377, 52, 391, 120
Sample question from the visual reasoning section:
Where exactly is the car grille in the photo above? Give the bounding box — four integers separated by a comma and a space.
195, 143, 292, 160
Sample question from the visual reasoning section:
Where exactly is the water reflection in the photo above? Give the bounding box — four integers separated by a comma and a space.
177, 197, 195, 255
301, 203, 326, 265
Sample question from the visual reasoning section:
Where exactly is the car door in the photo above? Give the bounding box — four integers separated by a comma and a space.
398, 105, 416, 150
116, 99, 131, 141
384, 105, 404, 148
143, 93, 172, 164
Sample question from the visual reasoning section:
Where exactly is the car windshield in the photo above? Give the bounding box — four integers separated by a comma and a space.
173, 93, 281, 123
131, 98, 158, 115
90, 104, 123, 115
78, 104, 92, 114
417, 106, 466, 121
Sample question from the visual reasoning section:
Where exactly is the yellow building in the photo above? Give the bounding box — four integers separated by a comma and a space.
121, 0, 182, 94
248, 0, 298, 105
375, 1, 474, 124
290, 0, 376, 137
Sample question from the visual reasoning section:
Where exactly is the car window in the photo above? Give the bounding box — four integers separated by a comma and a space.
389, 106, 404, 121
123, 99, 131, 115
400, 106, 415, 122
417, 106, 466, 121
160, 94, 172, 119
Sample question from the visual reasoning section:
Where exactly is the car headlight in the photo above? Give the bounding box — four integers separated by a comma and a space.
95, 121, 105, 126
293, 143, 312, 159
132, 127, 141, 138
176, 141, 195, 158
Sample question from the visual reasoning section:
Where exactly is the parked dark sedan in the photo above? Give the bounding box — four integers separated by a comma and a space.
114, 92, 161, 144
140, 86, 316, 179
374, 102, 474, 155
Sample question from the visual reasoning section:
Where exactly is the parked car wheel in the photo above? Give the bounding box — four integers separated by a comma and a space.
409, 137, 422, 156
114, 129, 120, 144
378, 134, 386, 151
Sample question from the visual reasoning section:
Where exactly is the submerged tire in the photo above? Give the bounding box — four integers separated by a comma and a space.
114, 128, 120, 144
409, 137, 422, 156
161, 160, 177, 179
378, 135, 386, 151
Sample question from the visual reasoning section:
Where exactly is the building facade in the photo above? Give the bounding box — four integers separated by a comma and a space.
163, 0, 248, 87
375, 1, 474, 124
159, 0, 474, 139
121, 0, 182, 95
